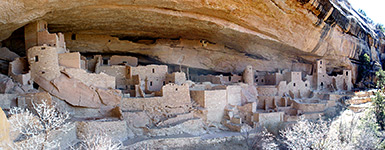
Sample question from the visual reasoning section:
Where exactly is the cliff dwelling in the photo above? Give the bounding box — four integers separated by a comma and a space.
0, 0, 385, 149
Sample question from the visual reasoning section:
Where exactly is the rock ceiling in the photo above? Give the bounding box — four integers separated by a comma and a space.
0, 0, 383, 76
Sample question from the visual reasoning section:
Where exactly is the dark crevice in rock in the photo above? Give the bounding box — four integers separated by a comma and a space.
1, 27, 25, 57
245, 53, 268, 61
79, 51, 233, 76
115, 36, 158, 45
79, 51, 164, 65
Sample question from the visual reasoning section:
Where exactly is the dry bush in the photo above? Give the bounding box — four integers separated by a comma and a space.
8, 100, 124, 150
241, 125, 278, 150
78, 133, 122, 150
7, 100, 73, 150
280, 110, 384, 150
280, 117, 331, 150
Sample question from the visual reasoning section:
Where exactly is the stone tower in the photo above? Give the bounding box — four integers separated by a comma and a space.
243, 65, 254, 85
27, 45, 60, 81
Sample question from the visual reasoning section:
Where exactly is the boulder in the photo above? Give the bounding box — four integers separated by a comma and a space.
76, 120, 132, 141
0, 74, 15, 94
0, 107, 11, 149
34, 73, 121, 108
0, 94, 18, 110
0, 47, 19, 61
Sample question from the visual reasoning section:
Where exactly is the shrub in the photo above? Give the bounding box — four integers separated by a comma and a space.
373, 91, 385, 130
280, 110, 384, 150
8, 100, 73, 150
241, 126, 278, 150
280, 117, 331, 150
79, 133, 122, 150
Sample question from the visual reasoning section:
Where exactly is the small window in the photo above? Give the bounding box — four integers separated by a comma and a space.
150, 81, 153, 86
320, 61, 322, 64
152, 68, 155, 73
35, 56, 39, 62
321, 82, 324, 86
41, 71, 45, 74
108, 40, 111, 42
323, 75, 325, 77
41, 47, 46, 50
256, 79, 259, 82
346, 72, 348, 76
122, 61, 127, 64
305, 84, 308, 87
293, 83, 296, 87
175, 88, 178, 91
163, 81, 165, 85
71, 34, 76, 40
103, 59, 108, 65
261, 79, 264, 82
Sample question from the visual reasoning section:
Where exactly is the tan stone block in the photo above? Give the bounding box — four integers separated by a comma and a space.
0, 107, 11, 149
58, 52, 81, 68
77, 120, 131, 141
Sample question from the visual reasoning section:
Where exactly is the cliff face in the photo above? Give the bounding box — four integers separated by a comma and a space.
0, 0, 383, 81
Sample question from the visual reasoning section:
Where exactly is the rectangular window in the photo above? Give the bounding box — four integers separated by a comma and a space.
71, 34, 76, 40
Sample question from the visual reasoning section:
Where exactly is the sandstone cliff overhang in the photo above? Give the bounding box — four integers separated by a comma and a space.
0, 0, 383, 75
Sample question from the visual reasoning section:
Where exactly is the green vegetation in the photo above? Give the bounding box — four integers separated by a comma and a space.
376, 24, 385, 33
372, 91, 385, 130
357, 53, 371, 84
374, 69, 385, 130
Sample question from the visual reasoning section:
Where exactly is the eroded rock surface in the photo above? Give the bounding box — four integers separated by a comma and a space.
34, 73, 121, 108
0, 0, 384, 78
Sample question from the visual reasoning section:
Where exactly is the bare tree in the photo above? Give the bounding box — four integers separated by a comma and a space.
280, 117, 331, 150
8, 100, 73, 150
280, 110, 384, 150
241, 125, 278, 150
78, 133, 122, 150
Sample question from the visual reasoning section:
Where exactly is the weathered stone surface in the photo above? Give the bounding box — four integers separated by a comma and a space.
146, 119, 206, 137
0, 107, 11, 149
17, 92, 52, 109
34, 73, 121, 108
63, 68, 115, 89
58, 52, 81, 68
47, 123, 78, 149
127, 133, 248, 150
0, 47, 19, 61
0, 74, 15, 94
77, 120, 131, 141
0, 94, 18, 110
52, 96, 122, 119
96, 88, 121, 106
122, 111, 151, 136
0, 0, 382, 78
